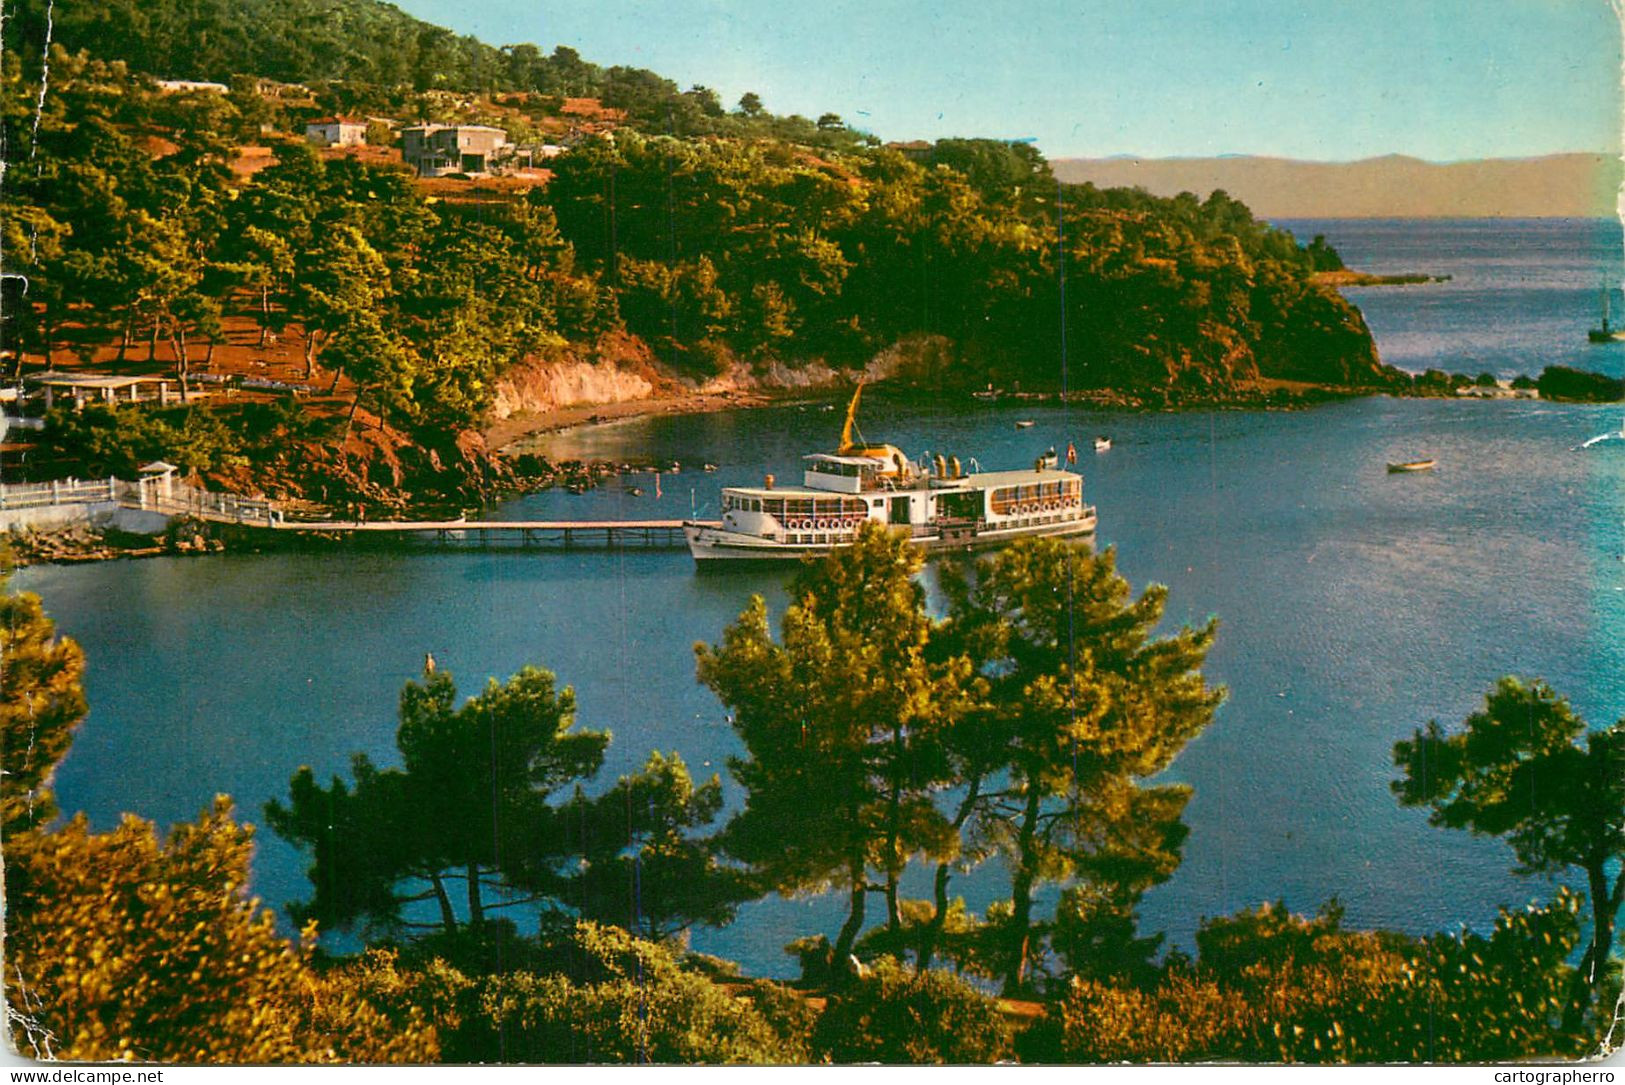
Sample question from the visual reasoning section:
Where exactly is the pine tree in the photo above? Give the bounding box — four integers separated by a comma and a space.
0, 563, 87, 838
267, 666, 609, 937
1393, 676, 1625, 1023
696, 524, 967, 968
943, 540, 1223, 993
564, 751, 753, 941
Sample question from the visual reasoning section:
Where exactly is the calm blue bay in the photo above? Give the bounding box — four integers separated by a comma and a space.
17, 217, 1625, 977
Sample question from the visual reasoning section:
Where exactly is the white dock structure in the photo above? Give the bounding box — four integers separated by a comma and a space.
0, 468, 708, 550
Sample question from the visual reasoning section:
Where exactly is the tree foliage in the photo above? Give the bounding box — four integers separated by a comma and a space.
268, 667, 747, 948
465, 922, 798, 1064
1037, 892, 1588, 1063
541, 130, 1375, 390
564, 750, 755, 940
267, 666, 610, 938
4, 798, 437, 1062
346, 921, 805, 1064
1393, 676, 1625, 1013
0, 568, 87, 837
3, 28, 1379, 491
697, 524, 971, 965
937, 540, 1223, 992
3, 54, 606, 447
811, 958, 1012, 1064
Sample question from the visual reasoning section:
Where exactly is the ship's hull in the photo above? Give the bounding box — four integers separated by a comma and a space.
684, 511, 1098, 562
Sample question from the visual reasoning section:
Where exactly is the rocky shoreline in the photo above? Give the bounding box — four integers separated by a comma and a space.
1311, 269, 1452, 287
7, 374, 1510, 568
7, 521, 224, 568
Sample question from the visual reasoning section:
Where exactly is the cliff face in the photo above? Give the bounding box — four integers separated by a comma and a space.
487, 308, 1388, 419
493, 358, 659, 418
490, 335, 961, 420
491, 332, 666, 418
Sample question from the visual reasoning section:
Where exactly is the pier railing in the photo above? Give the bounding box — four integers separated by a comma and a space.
0, 477, 120, 510
148, 482, 280, 526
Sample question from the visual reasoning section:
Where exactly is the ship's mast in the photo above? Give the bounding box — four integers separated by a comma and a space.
839, 380, 864, 454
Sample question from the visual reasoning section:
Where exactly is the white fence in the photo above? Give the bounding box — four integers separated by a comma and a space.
146, 482, 280, 526
0, 478, 121, 510
0, 477, 280, 526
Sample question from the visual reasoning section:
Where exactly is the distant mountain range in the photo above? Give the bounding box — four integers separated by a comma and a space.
1050, 153, 1621, 219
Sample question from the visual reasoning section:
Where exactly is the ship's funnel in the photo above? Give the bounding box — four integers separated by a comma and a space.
934, 453, 947, 478
949, 455, 961, 478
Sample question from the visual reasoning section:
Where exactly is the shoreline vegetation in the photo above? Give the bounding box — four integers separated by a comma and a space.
6, 18, 1407, 527
4, 528, 1619, 1063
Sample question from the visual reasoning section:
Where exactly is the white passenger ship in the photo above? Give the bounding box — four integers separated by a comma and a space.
684, 385, 1097, 562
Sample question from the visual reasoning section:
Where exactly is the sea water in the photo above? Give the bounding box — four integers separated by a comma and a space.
16, 218, 1625, 977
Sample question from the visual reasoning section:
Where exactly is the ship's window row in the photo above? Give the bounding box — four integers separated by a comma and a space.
723, 495, 870, 518
989, 480, 1081, 515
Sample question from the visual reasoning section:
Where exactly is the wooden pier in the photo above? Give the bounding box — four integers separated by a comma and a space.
270, 518, 714, 550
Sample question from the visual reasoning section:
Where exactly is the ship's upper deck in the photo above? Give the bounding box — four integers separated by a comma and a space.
722, 464, 1081, 501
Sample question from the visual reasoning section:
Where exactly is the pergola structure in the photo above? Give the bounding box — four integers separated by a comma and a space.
26, 371, 180, 410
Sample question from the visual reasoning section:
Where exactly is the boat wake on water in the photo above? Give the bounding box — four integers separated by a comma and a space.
1576, 416, 1625, 449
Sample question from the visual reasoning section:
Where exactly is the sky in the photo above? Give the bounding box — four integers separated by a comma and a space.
391, 0, 1624, 162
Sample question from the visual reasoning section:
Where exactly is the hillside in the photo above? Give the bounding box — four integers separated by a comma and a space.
1050, 153, 1621, 219
0, 1, 1396, 513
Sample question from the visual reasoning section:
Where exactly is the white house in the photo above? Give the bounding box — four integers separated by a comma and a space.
401, 124, 528, 177
304, 117, 369, 147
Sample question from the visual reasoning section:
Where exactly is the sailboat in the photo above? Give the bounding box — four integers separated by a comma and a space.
1588, 287, 1625, 342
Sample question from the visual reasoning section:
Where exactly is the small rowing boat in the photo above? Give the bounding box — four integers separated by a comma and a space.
1386, 459, 1437, 473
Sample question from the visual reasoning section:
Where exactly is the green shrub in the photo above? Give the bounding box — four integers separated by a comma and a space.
739, 980, 818, 1063
811, 959, 1011, 1064
1043, 893, 1588, 1064
470, 965, 786, 1064
455, 922, 796, 1064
